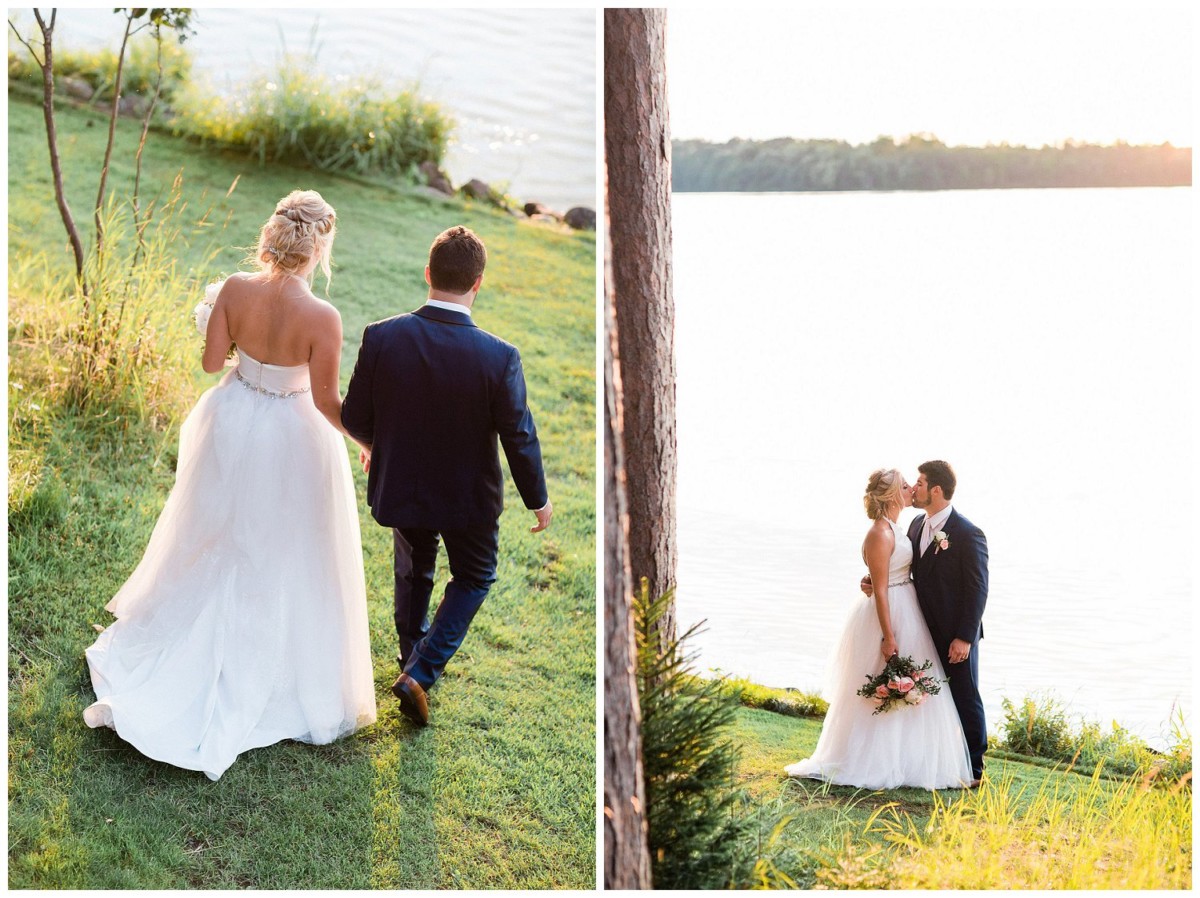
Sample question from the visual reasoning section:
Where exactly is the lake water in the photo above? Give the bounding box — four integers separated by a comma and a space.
673, 188, 1193, 749
9, 8, 596, 211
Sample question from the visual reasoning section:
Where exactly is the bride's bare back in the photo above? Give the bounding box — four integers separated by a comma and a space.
216, 272, 333, 367
202, 271, 347, 437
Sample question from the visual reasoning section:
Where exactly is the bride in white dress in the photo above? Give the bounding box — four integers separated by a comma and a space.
785, 468, 971, 790
83, 190, 377, 781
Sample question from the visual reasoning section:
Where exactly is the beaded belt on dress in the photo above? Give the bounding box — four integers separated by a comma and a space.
236, 370, 310, 399
887, 579, 913, 587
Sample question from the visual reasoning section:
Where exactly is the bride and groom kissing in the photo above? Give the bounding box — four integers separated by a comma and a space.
786, 461, 989, 790
83, 190, 552, 780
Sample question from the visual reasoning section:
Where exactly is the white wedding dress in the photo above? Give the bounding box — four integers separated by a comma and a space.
83, 350, 377, 781
785, 518, 971, 790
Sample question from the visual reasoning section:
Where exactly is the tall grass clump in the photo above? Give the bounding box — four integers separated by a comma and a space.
999, 693, 1075, 759
999, 693, 1192, 783
9, 176, 221, 431
1074, 706, 1192, 782
844, 766, 1192, 888
173, 55, 454, 178
7, 35, 193, 105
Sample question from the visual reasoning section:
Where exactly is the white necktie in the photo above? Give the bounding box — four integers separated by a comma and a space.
921, 516, 933, 556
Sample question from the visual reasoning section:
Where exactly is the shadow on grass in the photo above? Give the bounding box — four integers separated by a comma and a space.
8, 650, 437, 889
365, 687, 440, 889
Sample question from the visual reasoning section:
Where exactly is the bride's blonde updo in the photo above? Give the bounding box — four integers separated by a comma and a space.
254, 189, 337, 285
863, 468, 904, 520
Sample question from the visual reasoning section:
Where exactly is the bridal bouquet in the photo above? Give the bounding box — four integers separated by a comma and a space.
193, 280, 224, 336
857, 654, 943, 715
193, 280, 237, 361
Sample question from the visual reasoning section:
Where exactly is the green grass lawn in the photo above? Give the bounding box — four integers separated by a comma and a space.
732, 707, 1191, 889
8, 95, 596, 889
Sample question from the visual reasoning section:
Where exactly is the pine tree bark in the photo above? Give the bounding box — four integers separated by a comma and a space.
603, 195, 652, 889
604, 7, 678, 645
603, 8, 679, 888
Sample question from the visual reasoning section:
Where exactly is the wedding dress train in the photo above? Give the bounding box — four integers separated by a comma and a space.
785, 518, 971, 790
83, 350, 377, 780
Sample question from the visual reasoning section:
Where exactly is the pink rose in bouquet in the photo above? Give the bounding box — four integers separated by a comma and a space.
858, 654, 944, 714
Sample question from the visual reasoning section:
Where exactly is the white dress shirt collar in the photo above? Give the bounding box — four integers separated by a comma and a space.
925, 504, 954, 533
424, 298, 473, 316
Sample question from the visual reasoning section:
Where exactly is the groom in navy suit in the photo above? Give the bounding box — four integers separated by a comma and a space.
341, 226, 552, 727
907, 460, 989, 785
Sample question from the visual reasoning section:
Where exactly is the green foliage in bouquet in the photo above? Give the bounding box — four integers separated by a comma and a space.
857, 654, 943, 715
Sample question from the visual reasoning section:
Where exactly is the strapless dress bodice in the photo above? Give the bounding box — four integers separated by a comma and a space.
235, 350, 311, 398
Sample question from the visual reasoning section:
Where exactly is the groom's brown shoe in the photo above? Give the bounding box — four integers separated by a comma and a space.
392, 672, 429, 727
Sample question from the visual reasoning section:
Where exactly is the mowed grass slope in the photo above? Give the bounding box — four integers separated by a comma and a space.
7, 96, 596, 889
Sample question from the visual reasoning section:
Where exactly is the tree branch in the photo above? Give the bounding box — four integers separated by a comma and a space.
8, 19, 45, 69
94, 10, 136, 256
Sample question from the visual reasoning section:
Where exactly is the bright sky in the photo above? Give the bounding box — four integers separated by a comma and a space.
666, 4, 1193, 147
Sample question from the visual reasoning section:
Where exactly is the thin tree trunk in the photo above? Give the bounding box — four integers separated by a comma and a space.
21, 10, 86, 286
131, 26, 165, 266
603, 176, 652, 888
94, 11, 135, 255
604, 7, 678, 645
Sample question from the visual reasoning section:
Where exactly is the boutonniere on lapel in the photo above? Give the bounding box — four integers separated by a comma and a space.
933, 530, 950, 554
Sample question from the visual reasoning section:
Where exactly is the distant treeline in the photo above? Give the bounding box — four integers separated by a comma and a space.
672, 135, 1192, 192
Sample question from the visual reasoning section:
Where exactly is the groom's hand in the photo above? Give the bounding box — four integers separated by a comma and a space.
860, 575, 874, 597
359, 447, 371, 473
531, 500, 553, 533
948, 639, 971, 665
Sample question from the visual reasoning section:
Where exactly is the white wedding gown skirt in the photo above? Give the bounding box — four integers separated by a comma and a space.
785, 522, 971, 790
84, 352, 377, 781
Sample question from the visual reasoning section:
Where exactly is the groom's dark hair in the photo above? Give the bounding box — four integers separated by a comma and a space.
918, 460, 956, 500
429, 226, 487, 294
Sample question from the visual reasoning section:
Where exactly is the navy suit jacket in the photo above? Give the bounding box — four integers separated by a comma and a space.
908, 508, 988, 647
341, 304, 547, 531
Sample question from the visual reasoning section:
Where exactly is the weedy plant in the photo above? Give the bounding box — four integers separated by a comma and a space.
999, 693, 1192, 783
848, 765, 1193, 889
9, 176, 225, 431
7, 35, 193, 106
1000, 693, 1076, 759
173, 54, 453, 179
